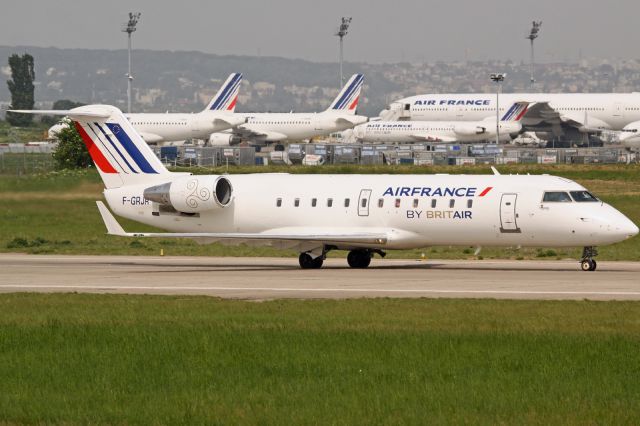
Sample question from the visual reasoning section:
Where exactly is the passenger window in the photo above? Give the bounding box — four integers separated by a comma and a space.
542, 192, 572, 202
449, 199, 455, 208
311, 198, 317, 207
467, 199, 473, 208
276, 198, 282, 207
413, 199, 419, 208
344, 198, 350, 207
327, 198, 333, 207
378, 198, 384, 208
294, 198, 300, 207
361, 198, 367, 208
570, 191, 599, 202
395, 198, 401, 208
431, 199, 437, 208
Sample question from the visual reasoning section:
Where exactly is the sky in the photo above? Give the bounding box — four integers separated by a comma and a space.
0, 0, 636, 64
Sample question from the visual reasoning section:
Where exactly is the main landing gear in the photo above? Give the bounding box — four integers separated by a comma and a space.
298, 248, 386, 269
580, 246, 598, 271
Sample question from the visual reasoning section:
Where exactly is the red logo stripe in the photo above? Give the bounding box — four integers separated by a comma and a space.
73, 121, 117, 174
478, 187, 493, 197
348, 96, 359, 110
227, 95, 238, 111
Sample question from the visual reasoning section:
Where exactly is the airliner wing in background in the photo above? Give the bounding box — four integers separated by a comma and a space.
409, 133, 456, 143
521, 102, 605, 134
137, 132, 164, 143
231, 126, 288, 142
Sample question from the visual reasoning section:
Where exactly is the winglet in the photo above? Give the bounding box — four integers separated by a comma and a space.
96, 201, 127, 236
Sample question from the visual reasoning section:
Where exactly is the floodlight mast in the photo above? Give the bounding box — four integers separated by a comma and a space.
335, 17, 352, 88
490, 73, 506, 145
122, 12, 141, 113
526, 21, 542, 89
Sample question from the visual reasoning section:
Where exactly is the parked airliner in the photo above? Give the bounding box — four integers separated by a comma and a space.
381, 93, 640, 142
209, 74, 368, 146
352, 102, 529, 143
11, 105, 637, 271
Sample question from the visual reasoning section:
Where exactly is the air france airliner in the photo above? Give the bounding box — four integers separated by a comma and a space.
352, 102, 529, 143
382, 93, 640, 142
10, 105, 639, 271
209, 74, 368, 146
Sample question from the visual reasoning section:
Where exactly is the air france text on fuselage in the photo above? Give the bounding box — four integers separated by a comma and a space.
383, 186, 481, 197
414, 99, 491, 106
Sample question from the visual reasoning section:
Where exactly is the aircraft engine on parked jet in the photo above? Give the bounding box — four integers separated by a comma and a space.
143, 176, 233, 213
208, 133, 242, 146
454, 123, 486, 136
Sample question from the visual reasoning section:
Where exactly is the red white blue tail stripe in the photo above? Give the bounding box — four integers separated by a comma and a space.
500, 102, 529, 122
206, 73, 243, 111
328, 74, 364, 112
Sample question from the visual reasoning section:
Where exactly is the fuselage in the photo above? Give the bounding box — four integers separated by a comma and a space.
384, 93, 640, 131
232, 111, 368, 142
126, 111, 244, 143
352, 120, 520, 143
105, 174, 638, 250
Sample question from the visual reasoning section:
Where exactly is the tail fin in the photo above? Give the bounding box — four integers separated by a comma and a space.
500, 101, 530, 122
326, 74, 364, 114
13, 105, 171, 189
204, 73, 243, 112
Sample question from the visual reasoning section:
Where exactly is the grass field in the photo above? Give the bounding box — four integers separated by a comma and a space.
0, 294, 638, 424
0, 164, 638, 260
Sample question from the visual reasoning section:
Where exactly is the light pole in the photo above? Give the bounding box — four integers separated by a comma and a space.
122, 12, 141, 113
490, 73, 506, 144
526, 21, 542, 89
335, 17, 352, 88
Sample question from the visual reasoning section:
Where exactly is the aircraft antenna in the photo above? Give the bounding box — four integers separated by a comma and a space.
122, 12, 141, 113
335, 17, 352, 88
526, 21, 542, 89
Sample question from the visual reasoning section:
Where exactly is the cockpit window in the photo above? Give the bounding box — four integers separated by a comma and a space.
542, 191, 572, 202
570, 191, 599, 202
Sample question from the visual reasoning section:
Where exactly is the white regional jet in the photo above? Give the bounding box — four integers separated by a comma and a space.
126, 72, 246, 143
381, 93, 640, 142
11, 105, 638, 271
352, 102, 529, 143
209, 74, 368, 146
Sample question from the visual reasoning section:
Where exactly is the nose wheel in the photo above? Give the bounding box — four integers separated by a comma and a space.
580, 246, 598, 271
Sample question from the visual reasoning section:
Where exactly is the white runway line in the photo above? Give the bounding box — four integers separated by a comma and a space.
1, 284, 640, 297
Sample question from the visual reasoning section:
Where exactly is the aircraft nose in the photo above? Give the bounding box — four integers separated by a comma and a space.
612, 214, 639, 240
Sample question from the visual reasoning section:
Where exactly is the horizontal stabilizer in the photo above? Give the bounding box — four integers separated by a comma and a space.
9, 109, 110, 119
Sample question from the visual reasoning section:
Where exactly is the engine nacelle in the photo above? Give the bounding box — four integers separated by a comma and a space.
454, 123, 485, 136
208, 133, 242, 146
143, 175, 233, 213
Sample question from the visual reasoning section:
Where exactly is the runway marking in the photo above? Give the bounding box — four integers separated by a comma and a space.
1, 284, 640, 297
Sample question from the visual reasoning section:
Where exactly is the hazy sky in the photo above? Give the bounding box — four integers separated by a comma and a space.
0, 0, 636, 63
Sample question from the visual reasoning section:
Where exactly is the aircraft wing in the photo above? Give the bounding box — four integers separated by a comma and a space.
97, 201, 388, 249
212, 115, 246, 128
137, 132, 164, 143
232, 126, 287, 142
335, 116, 368, 127
409, 133, 457, 143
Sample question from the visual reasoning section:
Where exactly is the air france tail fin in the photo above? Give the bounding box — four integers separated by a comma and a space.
500, 101, 530, 122
326, 74, 364, 114
11, 105, 172, 189
204, 73, 243, 112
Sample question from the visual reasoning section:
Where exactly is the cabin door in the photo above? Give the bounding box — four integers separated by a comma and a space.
499, 193, 521, 233
358, 189, 372, 217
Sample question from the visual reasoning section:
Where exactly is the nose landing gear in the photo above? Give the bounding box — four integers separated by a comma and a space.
580, 246, 598, 271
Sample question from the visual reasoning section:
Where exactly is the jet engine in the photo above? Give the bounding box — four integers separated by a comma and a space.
143, 175, 233, 213
453, 123, 486, 136
208, 133, 242, 146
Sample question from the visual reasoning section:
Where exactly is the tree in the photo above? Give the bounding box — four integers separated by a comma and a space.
6, 54, 35, 127
51, 118, 93, 170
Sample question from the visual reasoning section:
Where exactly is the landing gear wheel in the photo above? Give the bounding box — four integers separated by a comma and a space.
347, 250, 371, 268
580, 246, 598, 272
580, 259, 597, 272
299, 253, 323, 269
